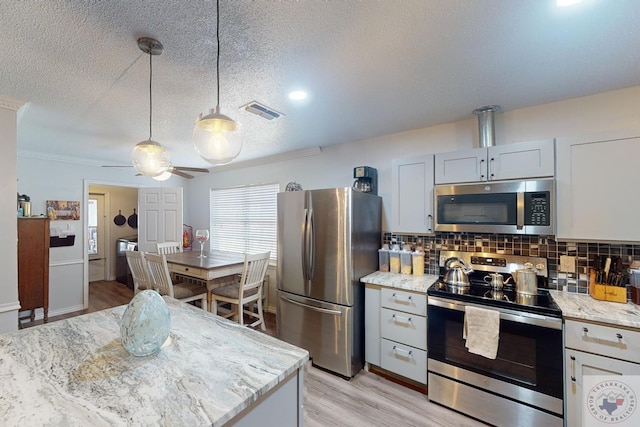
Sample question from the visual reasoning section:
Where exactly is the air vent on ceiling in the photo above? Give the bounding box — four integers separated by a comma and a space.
241, 101, 284, 120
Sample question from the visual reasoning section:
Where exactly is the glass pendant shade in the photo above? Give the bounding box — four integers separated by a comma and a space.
152, 169, 172, 181
193, 106, 242, 165
131, 139, 171, 177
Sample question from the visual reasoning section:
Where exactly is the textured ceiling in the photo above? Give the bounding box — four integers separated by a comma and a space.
2, 0, 640, 170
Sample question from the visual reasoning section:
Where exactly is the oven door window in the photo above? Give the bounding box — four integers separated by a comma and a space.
428, 304, 563, 399
436, 193, 517, 225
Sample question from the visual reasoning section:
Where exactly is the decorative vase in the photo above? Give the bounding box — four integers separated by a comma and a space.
120, 290, 171, 356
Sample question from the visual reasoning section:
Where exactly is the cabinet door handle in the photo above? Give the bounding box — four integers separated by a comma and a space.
427, 214, 432, 232
393, 345, 413, 358
489, 157, 495, 179
616, 333, 623, 340
583, 327, 588, 334
570, 355, 576, 382
392, 313, 412, 324
480, 158, 485, 180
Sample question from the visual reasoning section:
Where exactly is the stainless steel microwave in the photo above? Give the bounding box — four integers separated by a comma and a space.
434, 178, 554, 235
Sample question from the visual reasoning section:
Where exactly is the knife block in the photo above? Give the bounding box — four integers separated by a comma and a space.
589, 269, 628, 303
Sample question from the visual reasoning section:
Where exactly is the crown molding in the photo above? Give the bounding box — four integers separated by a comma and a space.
209, 146, 322, 173
17, 149, 104, 166
0, 95, 27, 111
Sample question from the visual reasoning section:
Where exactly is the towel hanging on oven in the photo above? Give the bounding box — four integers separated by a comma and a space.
463, 305, 500, 359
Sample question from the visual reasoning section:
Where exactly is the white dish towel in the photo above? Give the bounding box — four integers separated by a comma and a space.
463, 305, 500, 359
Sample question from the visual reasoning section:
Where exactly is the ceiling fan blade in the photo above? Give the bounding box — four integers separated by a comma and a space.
102, 165, 133, 168
174, 166, 209, 173
171, 169, 194, 179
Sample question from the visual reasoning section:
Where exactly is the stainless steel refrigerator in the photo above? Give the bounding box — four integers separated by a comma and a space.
276, 187, 381, 378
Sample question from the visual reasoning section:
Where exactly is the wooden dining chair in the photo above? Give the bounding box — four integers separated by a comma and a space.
125, 250, 153, 294
156, 241, 182, 255
210, 251, 270, 331
145, 253, 208, 311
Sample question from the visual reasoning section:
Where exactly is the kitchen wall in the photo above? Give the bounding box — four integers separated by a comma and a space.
185, 85, 640, 311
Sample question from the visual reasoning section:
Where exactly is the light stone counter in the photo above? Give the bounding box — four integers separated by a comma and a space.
0, 297, 308, 426
550, 290, 640, 329
360, 271, 439, 293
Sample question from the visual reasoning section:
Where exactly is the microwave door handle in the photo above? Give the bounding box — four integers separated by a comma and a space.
516, 192, 525, 230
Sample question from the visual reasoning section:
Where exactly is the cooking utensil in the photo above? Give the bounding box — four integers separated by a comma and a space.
114, 210, 126, 226
128, 209, 138, 229
505, 264, 538, 296
484, 272, 505, 290
443, 257, 474, 287
604, 257, 611, 285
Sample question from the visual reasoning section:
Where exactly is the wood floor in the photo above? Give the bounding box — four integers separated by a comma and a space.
21, 280, 484, 427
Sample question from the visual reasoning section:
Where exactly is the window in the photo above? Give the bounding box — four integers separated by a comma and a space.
210, 183, 279, 261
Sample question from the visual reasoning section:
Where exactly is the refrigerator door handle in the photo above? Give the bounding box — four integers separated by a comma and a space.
308, 208, 315, 281
302, 208, 309, 281
281, 297, 343, 316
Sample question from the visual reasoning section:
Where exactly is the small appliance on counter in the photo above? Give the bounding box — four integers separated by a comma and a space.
352, 166, 377, 195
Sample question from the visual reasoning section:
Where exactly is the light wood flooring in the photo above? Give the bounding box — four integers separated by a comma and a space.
22, 280, 484, 427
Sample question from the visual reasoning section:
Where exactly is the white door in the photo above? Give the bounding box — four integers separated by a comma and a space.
88, 193, 107, 282
138, 187, 183, 253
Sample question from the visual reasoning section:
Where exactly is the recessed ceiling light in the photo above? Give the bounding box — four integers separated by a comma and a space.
288, 90, 307, 100
556, 0, 582, 6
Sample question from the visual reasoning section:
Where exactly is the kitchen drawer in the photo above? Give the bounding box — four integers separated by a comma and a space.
565, 320, 640, 363
380, 308, 427, 350
380, 338, 427, 384
168, 263, 208, 280
380, 288, 426, 316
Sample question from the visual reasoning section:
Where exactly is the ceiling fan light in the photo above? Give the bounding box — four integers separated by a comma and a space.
131, 139, 171, 177
152, 169, 173, 181
193, 107, 242, 165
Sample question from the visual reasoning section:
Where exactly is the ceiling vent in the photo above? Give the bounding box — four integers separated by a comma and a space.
241, 101, 284, 120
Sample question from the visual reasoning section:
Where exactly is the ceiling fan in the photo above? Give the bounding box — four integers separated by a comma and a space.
101, 165, 209, 179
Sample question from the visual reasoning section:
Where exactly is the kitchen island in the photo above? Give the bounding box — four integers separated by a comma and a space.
0, 297, 308, 426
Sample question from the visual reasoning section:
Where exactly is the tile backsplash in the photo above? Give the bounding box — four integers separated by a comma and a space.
383, 232, 640, 295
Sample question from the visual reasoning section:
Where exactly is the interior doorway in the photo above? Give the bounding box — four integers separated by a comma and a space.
84, 180, 139, 309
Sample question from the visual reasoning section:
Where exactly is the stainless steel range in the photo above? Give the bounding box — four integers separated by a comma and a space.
427, 251, 563, 427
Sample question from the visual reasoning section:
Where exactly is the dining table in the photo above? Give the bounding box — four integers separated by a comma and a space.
164, 250, 246, 309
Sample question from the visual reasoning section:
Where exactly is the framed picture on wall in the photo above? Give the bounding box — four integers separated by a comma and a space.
46, 200, 80, 220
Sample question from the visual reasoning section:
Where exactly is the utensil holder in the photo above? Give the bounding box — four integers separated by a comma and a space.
589, 268, 627, 303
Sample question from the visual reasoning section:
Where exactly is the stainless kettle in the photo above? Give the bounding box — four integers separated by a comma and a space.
443, 257, 474, 287
505, 263, 538, 296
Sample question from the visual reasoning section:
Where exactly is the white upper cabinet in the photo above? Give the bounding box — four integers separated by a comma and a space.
556, 131, 640, 242
435, 139, 555, 184
391, 154, 435, 234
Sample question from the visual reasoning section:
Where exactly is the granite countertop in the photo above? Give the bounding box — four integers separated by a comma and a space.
550, 290, 640, 329
0, 297, 308, 426
360, 271, 439, 293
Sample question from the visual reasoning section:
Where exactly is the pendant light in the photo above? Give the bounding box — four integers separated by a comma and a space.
131, 37, 171, 177
193, 0, 242, 165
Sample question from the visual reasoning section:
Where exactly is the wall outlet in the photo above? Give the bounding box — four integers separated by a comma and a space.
560, 255, 576, 273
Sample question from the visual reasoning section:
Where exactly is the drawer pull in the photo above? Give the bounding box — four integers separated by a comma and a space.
392, 314, 412, 324
570, 355, 576, 382
392, 345, 413, 358
616, 333, 623, 340
391, 293, 413, 303
583, 327, 588, 334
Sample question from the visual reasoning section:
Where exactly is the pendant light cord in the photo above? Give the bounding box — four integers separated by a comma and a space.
216, 0, 220, 110
149, 47, 153, 140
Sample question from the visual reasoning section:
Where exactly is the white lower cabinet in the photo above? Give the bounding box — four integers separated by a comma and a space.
564, 319, 640, 427
365, 284, 427, 385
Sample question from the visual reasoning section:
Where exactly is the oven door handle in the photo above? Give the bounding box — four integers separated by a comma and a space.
428, 295, 562, 330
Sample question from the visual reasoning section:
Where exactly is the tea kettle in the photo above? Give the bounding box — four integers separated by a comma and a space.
443, 257, 474, 287
504, 263, 538, 296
